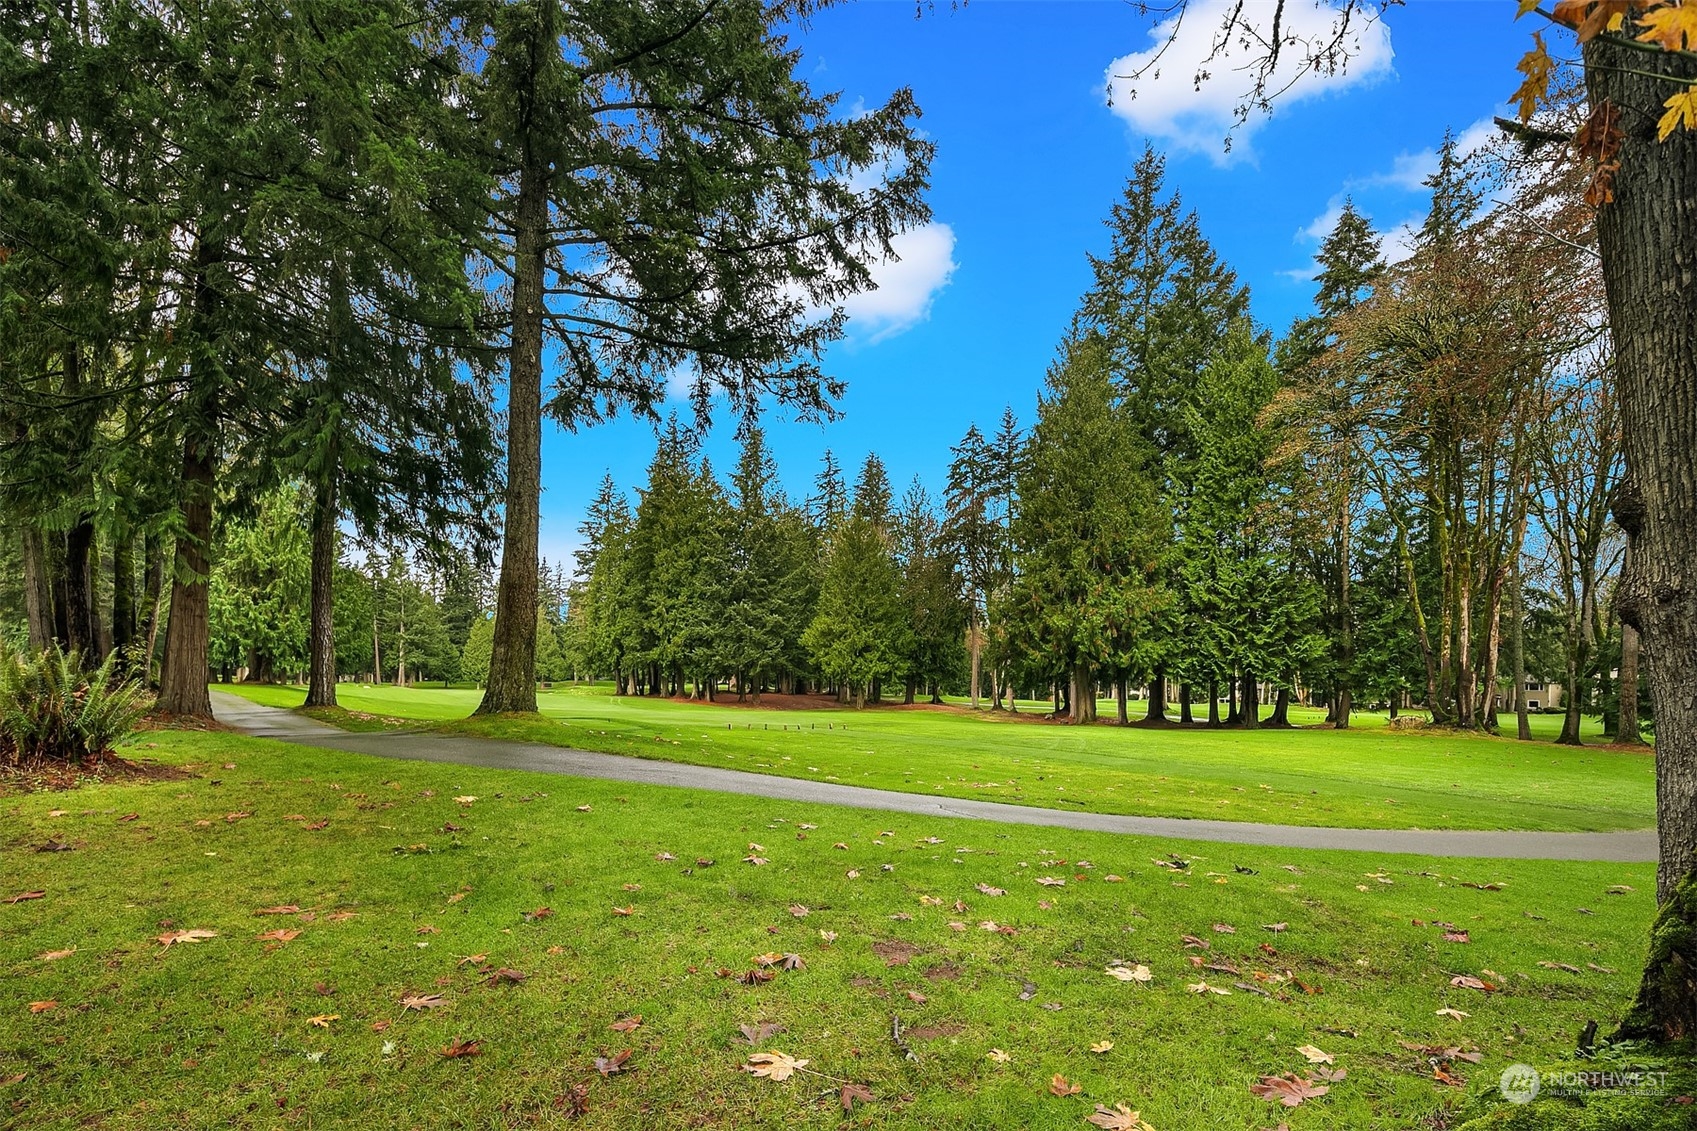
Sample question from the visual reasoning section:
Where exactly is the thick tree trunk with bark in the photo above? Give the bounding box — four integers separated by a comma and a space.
1238, 671, 1259, 729
1116, 677, 1128, 724
157, 433, 216, 717
61, 521, 96, 658
1269, 685, 1291, 727
1068, 664, 1094, 724
111, 531, 136, 658
1619, 620, 1646, 746
1145, 671, 1167, 722
1179, 683, 1193, 725
477, 161, 548, 716
304, 476, 339, 708
22, 527, 54, 652
1586, 31, 1697, 1039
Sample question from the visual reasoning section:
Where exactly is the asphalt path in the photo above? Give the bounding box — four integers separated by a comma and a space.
208, 691, 1657, 862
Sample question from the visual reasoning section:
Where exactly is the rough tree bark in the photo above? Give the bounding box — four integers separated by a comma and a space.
21, 527, 54, 652
304, 475, 339, 708
1145, 671, 1167, 722
476, 159, 547, 716
1618, 620, 1646, 747
1586, 32, 1697, 1039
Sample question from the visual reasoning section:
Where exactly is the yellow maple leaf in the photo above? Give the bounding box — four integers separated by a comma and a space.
1658, 86, 1697, 142
308, 1014, 339, 1028
1637, 4, 1697, 52
1511, 33, 1554, 122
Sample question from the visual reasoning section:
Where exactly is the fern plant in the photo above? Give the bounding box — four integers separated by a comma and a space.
0, 645, 151, 767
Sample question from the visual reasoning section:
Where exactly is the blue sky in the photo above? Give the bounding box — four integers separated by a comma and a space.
534, 0, 1533, 566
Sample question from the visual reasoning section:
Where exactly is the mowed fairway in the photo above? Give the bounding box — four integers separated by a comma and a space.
216, 683, 1654, 833
0, 730, 1667, 1131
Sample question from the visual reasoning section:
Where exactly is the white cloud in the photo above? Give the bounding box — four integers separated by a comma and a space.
1351, 115, 1500, 191
841, 222, 957, 343
1104, 0, 1394, 158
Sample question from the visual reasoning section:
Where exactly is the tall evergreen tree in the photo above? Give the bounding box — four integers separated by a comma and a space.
469, 0, 933, 715
894, 478, 966, 703
1003, 335, 1169, 724
804, 455, 906, 707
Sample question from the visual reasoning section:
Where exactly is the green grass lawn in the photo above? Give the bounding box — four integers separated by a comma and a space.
0, 729, 1673, 1130
212, 683, 1654, 834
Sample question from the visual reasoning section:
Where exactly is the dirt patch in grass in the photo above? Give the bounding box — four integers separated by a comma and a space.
905, 1022, 965, 1040
849, 976, 888, 997
922, 962, 961, 981
0, 753, 195, 795
872, 939, 922, 967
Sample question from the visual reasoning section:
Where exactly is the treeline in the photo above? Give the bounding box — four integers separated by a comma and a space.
0, 0, 930, 716
561, 138, 1637, 741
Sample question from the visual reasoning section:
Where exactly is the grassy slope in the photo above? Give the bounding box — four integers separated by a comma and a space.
213, 683, 1654, 833
0, 730, 1662, 1130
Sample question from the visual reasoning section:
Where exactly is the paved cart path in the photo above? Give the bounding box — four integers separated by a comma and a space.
209, 692, 1656, 862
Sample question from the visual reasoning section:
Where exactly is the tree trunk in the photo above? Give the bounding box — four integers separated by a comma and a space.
968, 607, 982, 709
1069, 664, 1094, 724
477, 158, 548, 715
1619, 619, 1646, 747
1178, 682, 1193, 725
111, 529, 136, 659
1226, 672, 1239, 725
1116, 677, 1128, 724
1239, 671, 1259, 729
1335, 495, 1353, 730
156, 429, 216, 717
1585, 30, 1697, 1039
62, 520, 96, 658
304, 475, 339, 708
1145, 670, 1167, 722
21, 526, 54, 652
1207, 678, 1219, 727
1269, 685, 1291, 727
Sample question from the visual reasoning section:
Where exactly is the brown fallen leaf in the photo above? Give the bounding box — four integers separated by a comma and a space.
840, 1082, 874, 1111
1538, 960, 1582, 974
522, 907, 555, 921
224, 812, 251, 822
5, 890, 46, 904
1250, 1073, 1329, 1107
1211, 923, 1236, 934
400, 993, 446, 1010
1435, 1007, 1470, 1020
737, 1021, 784, 1045
738, 969, 776, 985
905, 990, 928, 1003
441, 1037, 483, 1058
37, 948, 75, 962
744, 1050, 806, 1081
28, 1001, 56, 1014
456, 953, 489, 967
1443, 930, 1470, 943
1086, 1104, 1155, 1130
253, 905, 302, 916
255, 929, 301, 943
303, 820, 329, 831
157, 928, 218, 948
609, 1016, 642, 1033
594, 1048, 632, 1076
1294, 1044, 1333, 1064
1449, 975, 1499, 992
371, 1019, 392, 1032
1049, 1073, 1082, 1097
486, 968, 527, 985
611, 905, 635, 916
1262, 922, 1288, 933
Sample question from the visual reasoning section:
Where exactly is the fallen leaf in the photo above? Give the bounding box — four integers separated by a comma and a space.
1212, 923, 1236, 934
400, 993, 446, 1010
441, 1037, 483, 1058
456, 953, 489, 967
453, 796, 477, 805
1036, 876, 1066, 887
1449, 975, 1498, 993
371, 1020, 391, 1032
744, 1050, 807, 1081
28, 1001, 56, 1014
1086, 1104, 1155, 1130
1186, 981, 1230, 996
737, 1021, 784, 1045
840, 1082, 875, 1111
743, 855, 768, 866
157, 928, 218, 948
975, 883, 1005, 896
1262, 923, 1287, 933
594, 1048, 632, 1075
255, 929, 301, 943
787, 904, 809, 917
1295, 1044, 1333, 1064
522, 907, 555, 921
820, 929, 838, 942
253, 905, 301, 916
1435, 1008, 1470, 1020
609, 1016, 642, 1033
1049, 1073, 1083, 1097
1106, 964, 1153, 983
1538, 960, 1582, 974
307, 1014, 338, 1028
905, 990, 927, 1003
611, 906, 635, 917
1443, 930, 1470, 943
986, 1048, 1010, 1063
486, 968, 527, 985
37, 948, 74, 962
1089, 1040, 1114, 1053
224, 812, 251, 822
5, 891, 46, 904
1250, 1073, 1329, 1107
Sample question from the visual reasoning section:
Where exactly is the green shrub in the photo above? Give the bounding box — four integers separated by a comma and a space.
0, 644, 151, 767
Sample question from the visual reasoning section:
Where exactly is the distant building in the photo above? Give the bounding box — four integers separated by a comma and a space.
1494, 678, 1563, 712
